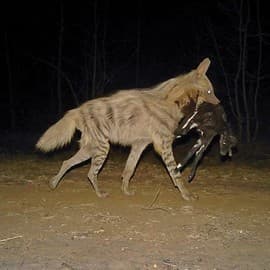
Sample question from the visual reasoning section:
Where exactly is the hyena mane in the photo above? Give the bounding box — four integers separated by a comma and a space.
36, 58, 219, 201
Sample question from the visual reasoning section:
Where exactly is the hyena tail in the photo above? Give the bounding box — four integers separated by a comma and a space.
36, 109, 80, 152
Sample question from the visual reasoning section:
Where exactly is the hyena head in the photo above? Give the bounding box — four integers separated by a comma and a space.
190, 58, 220, 106
163, 58, 219, 110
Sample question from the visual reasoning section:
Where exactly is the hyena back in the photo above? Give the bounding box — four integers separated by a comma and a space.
36, 58, 219, 201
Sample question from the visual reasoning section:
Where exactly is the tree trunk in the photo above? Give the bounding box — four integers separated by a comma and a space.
5, 32, 16, 130
252, 0, 262, 141
57, 1, 64, 116
91, 0, 98, 99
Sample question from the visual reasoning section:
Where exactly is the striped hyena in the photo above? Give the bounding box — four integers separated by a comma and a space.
36, 58, 219, 201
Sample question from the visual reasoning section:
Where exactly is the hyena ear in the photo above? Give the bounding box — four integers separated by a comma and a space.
196, 58, 211, 76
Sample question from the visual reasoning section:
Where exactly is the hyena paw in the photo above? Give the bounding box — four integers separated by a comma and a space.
122, 184, 135, 196
123, 188, 135, 196
49, 177, 58, 190
96, 190, 109, 198
183, 192, 199, 201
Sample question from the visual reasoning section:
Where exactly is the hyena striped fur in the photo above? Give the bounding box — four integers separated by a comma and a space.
36, 58, 219, 201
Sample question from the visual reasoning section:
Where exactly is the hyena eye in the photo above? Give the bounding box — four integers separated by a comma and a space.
207, 90, 211, 94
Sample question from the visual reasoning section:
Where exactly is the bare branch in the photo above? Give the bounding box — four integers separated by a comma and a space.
34, 57, 79, 106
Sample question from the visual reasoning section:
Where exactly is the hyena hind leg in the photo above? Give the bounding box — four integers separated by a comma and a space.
121, 142, 149, 196
87, 141, 110, 198
49, 145, 92, 190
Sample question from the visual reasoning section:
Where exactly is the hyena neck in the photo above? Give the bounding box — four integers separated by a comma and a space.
150, 72, 191, 96
149, 72, 200, 112
170, 88, 199, 108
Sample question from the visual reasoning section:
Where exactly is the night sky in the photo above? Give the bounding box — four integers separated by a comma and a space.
2, 0, 270, 141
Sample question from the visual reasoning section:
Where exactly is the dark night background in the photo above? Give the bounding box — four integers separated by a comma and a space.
2, 0, 270, 151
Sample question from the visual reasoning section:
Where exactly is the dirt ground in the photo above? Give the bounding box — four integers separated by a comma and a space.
1, 143, 270, 270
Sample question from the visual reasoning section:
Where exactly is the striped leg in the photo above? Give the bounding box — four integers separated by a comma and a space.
121, 141, 149, 195
154, 139, 198, 201
49, 145, 92, 189
87, 141, 110, 198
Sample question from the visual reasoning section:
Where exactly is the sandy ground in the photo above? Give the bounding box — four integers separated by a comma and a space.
1, 144, 270, 270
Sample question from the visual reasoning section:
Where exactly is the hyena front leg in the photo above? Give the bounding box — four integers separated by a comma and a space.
49, 145, 92, 190
121, 141, 149, 195
154, 139, 198, 201
87, 140, 110, 198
